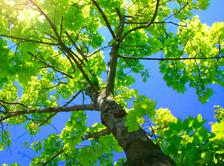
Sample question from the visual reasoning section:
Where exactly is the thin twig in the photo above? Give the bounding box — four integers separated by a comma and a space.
121, 0, 160, 41
82, 128, 110, 140
28, 52, 74, 79
64, 31, 87, 63
163, 0, 191, 22
42, 128, 110, 165
0, 100, 29, 109
42, 149, 64, 166
153, 21, 187, 27
0, 34, 58, 45
88, 45, 112, 57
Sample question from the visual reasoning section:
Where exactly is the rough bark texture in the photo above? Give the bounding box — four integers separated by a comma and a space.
86, 87, 175, 166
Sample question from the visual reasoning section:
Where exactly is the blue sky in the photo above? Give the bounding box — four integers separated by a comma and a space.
1, 0, 224, 165
143, 0, 224, 122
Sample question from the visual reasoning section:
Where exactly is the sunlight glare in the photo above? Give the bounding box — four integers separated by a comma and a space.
17, 8, 39, 22
4, 0, 16, 6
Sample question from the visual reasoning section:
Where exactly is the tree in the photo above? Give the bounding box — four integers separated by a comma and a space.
0, 0, 223, 165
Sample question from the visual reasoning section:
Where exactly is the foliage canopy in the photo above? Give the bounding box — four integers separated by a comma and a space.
0, 0, 224, 165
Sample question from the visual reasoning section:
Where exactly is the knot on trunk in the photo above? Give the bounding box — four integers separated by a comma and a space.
97, 90, 126, 130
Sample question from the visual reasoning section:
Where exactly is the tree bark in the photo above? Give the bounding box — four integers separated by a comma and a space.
86, 87, 175, 166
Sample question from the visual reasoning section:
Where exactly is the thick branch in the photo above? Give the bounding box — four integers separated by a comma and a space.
0, 104, 97, 122
106, 44, 119, 96
119, 55, 224, 61
92, 0, 116, 39
105, 10, 125, 96
106, 28, 125, 95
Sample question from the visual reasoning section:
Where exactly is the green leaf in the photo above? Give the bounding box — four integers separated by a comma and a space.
211, 121, 224, 140
0, 0, 223, 165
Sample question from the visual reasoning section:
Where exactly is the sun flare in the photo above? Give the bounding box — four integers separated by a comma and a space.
4, 0, 16, 6
3, 0, 44, 23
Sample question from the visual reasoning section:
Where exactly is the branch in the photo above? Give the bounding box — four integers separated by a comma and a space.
64, 47, 99, 92
63, 91, 82, 107
106, 47, 119, 95
125, 19, 186, 27
163, 0, 191, 22
82, 128, 110, 140
153, 21, 187, 27
119, 55, 224, 61
0, 34, 58, 45
92, 0, 116, 39
121, 0, 160, 41
29, 0, 59, 39
64, 31, 87, 63
28, 52, 74, 79
105, 9, 125, 96
42, 129, 110, 165
106, 27, 125, 95
0, 100, 28, 109
0, 104, 97, 122
38, 91, 82, 126
30, 0, 98, 93
42, 149, 64, 166
88, 45, 112, 57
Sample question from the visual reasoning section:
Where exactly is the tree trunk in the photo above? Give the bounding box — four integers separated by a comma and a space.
86, 87, 175, 166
